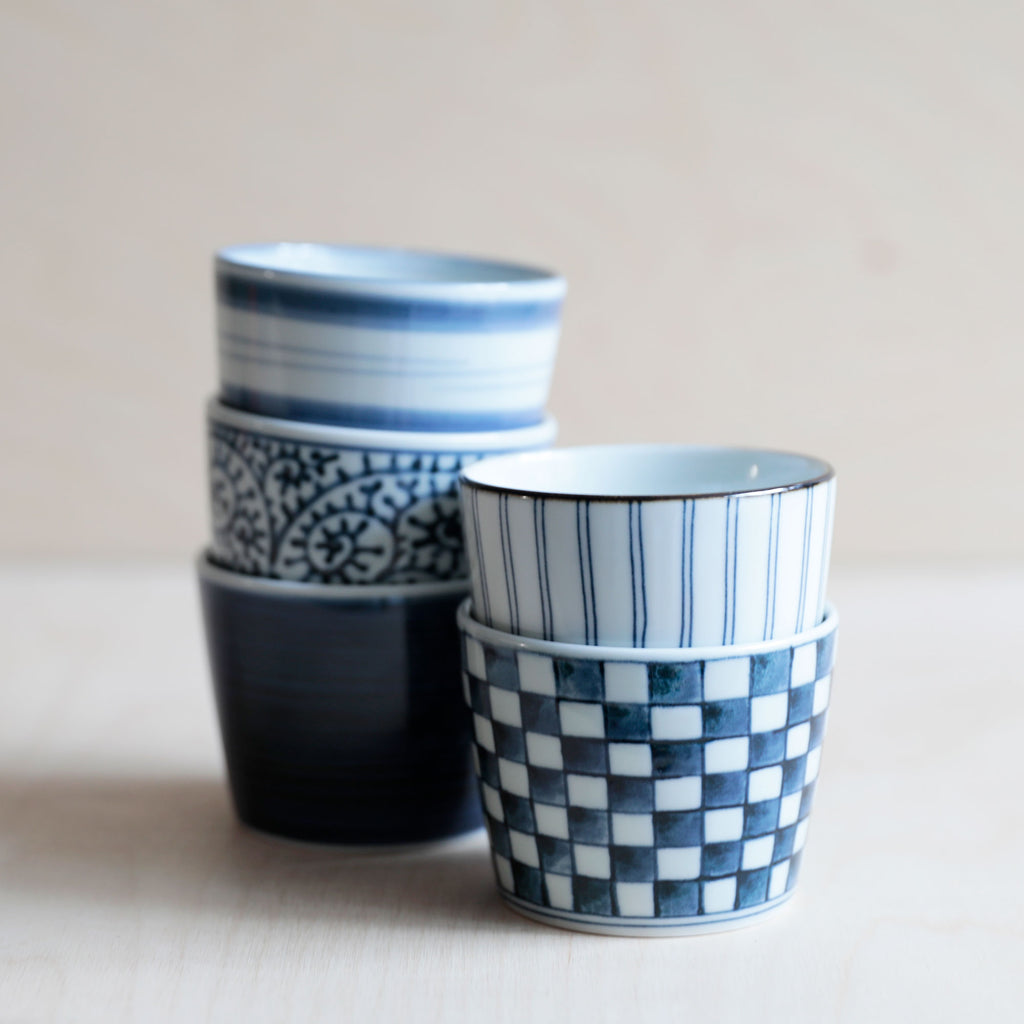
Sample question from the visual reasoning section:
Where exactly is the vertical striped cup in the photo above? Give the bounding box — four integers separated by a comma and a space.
459, 445, 836, 649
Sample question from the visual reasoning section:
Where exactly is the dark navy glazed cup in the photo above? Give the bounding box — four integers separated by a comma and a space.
198, 555, 482, 844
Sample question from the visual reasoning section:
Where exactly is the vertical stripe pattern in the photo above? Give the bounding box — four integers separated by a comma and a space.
462, 478, 836, 648
585, 503, 599, 645
765, 493, 780, 641
470, 487, 492, 627
795, 486, 814, 632
533, 499, 550, 641
684, 502, 695, 647
576, 503, 592, 645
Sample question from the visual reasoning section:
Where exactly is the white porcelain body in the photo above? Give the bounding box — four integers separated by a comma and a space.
215, 243, 565, 432
460, 445, 836, 648
207, 399, 557, 584
457, 598, 839, 935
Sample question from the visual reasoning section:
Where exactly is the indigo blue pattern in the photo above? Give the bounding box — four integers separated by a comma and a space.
220, 384, 546, 432
215, 244, 564, 433
461, 477, 836, 649
459, 614, 837, 928
218, 273, 563, 332
209, 420, 484, 584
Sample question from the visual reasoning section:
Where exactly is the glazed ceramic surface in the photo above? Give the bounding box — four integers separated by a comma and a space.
215, 243, 565, 431
198, 555, 481, 844
207, 399, 557, 584
460, 445, 836, 648
458, 598, 838, 935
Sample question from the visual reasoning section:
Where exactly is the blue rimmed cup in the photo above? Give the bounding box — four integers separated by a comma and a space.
215, 243, 566, 432
198, 554, 482, 844
207, 398, 557, 584
457, 598, 838, 935
460, 444, 836, 648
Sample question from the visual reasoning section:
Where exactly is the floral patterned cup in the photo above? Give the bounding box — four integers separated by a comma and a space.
207, 398, 557, 585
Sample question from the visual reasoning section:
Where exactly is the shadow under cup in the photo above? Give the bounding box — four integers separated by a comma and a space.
198, 556, 482, 844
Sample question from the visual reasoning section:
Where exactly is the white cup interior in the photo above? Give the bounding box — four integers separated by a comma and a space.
460, 444, 833, 499
217, 243, 561, 286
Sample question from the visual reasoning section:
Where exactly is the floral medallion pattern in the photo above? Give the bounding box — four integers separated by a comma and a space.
208, 422, 486, 584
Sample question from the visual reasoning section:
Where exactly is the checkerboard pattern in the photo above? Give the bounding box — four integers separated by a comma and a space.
461, 624, 837, 924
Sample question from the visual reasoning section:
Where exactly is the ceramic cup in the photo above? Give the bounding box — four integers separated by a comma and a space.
215, 243, 566, 432
207, 398, 557, 584
198, 554, 481, 844
460, 445, 836, 648
458, 598, 838, 935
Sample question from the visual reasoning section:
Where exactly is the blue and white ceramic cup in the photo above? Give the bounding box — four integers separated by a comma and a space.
215, 243, 566, 432
207, 398, 557, 584
198, 555, 482, 844
460, 445, 836, 649
458, 598, 839, 935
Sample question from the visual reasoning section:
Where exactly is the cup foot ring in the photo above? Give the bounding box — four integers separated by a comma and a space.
498, 890, 795, 937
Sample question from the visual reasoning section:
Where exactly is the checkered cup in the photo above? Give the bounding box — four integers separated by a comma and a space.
457, 598, 838, 936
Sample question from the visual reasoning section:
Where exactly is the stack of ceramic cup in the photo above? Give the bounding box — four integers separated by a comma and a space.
457, 444, 837, 934
197, 243, 565, 844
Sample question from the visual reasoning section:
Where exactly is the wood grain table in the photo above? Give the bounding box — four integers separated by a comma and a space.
1, 564, 1020, 1023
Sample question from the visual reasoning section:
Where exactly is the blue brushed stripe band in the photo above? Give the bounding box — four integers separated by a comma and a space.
218, 274, 563, 331
220, 385, 546, 433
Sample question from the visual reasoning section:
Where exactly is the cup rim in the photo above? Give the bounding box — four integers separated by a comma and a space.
457, 596, 837, 661
197, 552, 470, 601
207, 397, 559, 452
459, 444, 835, 502
215, 242, 567, 302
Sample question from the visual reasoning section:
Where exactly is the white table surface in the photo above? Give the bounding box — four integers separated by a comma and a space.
1, 563, 1021, 1023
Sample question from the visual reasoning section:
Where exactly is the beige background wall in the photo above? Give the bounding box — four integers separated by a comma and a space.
2, 1, 1021, 562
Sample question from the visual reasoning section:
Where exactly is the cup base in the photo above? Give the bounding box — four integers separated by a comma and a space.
498, 890, 794, 937
236, 812, 486, 851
